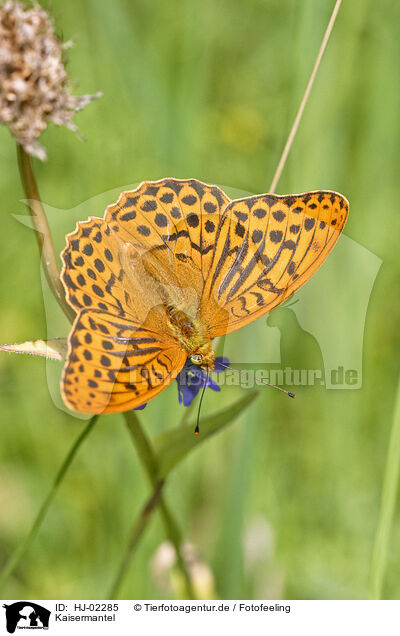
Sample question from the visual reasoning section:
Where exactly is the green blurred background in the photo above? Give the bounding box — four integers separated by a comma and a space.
0, 0, 399, 600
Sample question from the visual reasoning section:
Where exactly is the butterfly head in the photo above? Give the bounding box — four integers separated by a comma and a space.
189, 341, 215, 370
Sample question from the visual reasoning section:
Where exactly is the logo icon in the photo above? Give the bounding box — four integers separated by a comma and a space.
2, 602, 50, 633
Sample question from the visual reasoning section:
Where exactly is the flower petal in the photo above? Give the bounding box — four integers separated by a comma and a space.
206, 377, 221, 392
213, 356, 230, 373
175, 356, 229, 406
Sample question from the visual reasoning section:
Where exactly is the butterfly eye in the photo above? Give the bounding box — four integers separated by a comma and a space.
190, 354, 203, 365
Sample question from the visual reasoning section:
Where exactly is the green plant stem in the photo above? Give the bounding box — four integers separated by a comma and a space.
124, 411, 196, 599
109, 479, 165, 599
16, 144, 75, 322
0, 415, 98, 591
16, 142, 190, 599
369, 375, 400, 599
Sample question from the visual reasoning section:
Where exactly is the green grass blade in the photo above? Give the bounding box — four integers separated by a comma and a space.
153, 391, 258, 479
0, 415, 98, 592
369, 375, 400, 599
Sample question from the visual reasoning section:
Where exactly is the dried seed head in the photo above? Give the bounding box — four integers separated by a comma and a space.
0, 1, 101, 160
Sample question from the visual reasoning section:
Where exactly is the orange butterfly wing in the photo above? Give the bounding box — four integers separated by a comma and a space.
201, 190, 349, 336
60, 180, 348, 413
62, 309, 186, 414
60, 178, 230, 413
104, 178, 230, 299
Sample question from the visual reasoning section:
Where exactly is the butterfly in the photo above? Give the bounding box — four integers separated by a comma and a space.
60, 178, 349, 413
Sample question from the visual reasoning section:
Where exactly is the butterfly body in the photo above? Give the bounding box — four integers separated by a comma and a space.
165, 305, 216, 369
60, 178, 349, 414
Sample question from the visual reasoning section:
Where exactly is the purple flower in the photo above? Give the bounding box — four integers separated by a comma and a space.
134, 356, 230, 410
177, 356, 230, 407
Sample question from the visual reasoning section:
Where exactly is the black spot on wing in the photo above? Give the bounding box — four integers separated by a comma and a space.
141, 200, 157, 212
270, 230, 283, 243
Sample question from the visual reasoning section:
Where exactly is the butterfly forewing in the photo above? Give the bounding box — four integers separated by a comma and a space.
201, 190, 349, 336
105, 178, 230, 286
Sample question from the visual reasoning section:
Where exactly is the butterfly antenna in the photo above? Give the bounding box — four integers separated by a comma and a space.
218, 362, 296, 398
195, 366, 209, 435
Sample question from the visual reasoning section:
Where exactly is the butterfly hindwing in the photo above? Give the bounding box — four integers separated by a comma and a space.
62, 309, 186, 414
